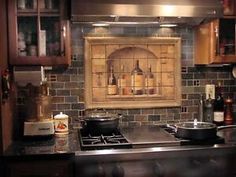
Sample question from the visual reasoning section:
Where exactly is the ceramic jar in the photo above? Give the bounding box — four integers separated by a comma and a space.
54, 112, 69, 135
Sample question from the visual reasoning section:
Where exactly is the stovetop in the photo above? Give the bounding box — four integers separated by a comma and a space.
78, 125, 225, 151
78, 128, 132, 150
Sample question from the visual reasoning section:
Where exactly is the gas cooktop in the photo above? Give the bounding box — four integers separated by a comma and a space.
78, 125, 225, 151
78, 128, 132, 150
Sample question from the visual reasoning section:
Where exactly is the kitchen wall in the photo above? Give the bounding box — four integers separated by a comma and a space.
43, 25, 236, 128
17, 25, 236, 130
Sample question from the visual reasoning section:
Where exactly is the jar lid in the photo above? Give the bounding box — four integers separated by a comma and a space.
86, 109, 119, 118
54, 112, 68, 119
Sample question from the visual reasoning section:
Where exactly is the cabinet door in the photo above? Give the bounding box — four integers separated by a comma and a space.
8, 0, 71, 66
218, 18, 236, 63
7, 159, 73, 177
195, 18, 236, 64
195, 19, 219, 64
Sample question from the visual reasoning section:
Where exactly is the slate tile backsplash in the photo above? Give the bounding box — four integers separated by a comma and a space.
18, 25, 236, 129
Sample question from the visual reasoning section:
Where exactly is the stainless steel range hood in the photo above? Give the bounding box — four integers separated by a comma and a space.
71, 0, 223, 26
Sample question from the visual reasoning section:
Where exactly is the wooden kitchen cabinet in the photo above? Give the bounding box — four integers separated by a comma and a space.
6, 158, 73, 177
223, 0, 236, 16
195, 18, 236, 65
8, 0, 71, 66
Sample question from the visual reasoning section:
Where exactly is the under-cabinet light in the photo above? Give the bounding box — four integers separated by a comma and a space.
160, 24, 177, 27
92, 22, 110, 27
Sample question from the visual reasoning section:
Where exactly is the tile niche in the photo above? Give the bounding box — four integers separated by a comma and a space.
84, 37, 181, 109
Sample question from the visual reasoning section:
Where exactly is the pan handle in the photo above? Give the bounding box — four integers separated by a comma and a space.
217, 125, 236, 130
166, 124, 177, 132
80, 119, 87, 128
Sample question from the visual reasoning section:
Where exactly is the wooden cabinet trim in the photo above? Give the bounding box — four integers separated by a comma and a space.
85, 37, 182, 109
8, 0, 71, 66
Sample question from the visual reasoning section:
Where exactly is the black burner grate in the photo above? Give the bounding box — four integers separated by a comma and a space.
78, 129, 132, 150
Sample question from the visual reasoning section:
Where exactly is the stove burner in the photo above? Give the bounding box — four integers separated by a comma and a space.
79, 129, 132, 150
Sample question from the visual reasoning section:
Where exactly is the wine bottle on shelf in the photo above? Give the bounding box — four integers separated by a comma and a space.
107, 65, 117, 95
213, 82, 224, 126
145, 65, 155, 95
118, 65, 127, 95
131, 60, 144, 95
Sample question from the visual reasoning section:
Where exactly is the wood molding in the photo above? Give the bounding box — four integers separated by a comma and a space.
85, 37, 182, 109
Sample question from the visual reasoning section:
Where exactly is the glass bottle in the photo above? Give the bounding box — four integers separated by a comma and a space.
131, 60, 144, 95
107, 65, 117, 95
213, 82, 224, 126
198, 94, 204, 122
145, 65, 155, 95
224, 96, 233, 125
118, 65, 127, 95
203, 94, 214, 123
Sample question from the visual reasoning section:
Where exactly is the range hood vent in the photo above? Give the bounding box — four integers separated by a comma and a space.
71, 0, 223, 26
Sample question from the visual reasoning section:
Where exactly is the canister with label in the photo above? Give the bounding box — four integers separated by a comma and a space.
54, 112, 69, 135
28, 45, 37, 56
18, 0, 26, 9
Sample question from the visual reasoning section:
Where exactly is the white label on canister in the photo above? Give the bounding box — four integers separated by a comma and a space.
213, 112, 224, 122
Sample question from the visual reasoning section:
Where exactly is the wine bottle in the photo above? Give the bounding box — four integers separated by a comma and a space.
224, 96, 233, 125
131, 60, 144, 95
213, 82, 224, 126
145, 65, 155, 94
107, 65, 117, 95
118, 65, 127, 95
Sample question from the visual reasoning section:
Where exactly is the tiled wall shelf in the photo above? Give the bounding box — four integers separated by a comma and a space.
85, 37, 181, 109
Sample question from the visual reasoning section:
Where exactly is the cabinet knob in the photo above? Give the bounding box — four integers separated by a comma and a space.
97, 164, 105, 177
55, 172, 60, 177
112, 163, 124, 177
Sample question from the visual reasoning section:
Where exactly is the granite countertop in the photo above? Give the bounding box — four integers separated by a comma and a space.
217, 126, 236, 144
3, 130, 80, 157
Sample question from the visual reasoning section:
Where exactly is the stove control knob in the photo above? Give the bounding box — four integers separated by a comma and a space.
112, 163, 124, 177
97, 164, 105, 177
153, 161, 165, 177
